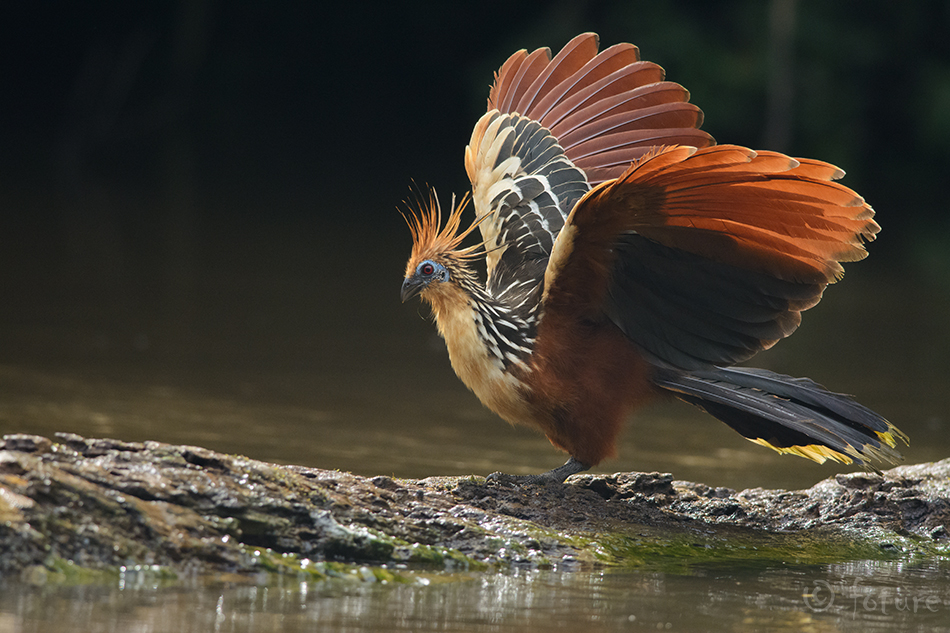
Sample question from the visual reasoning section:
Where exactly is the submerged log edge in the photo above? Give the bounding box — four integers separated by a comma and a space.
1, 433, 948, 581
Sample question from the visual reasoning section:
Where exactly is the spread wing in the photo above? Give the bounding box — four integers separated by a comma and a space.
464, 32, 713, 293
541, 145, 879, 370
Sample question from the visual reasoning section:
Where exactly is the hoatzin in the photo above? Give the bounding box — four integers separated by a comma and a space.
400, 33, 908, 484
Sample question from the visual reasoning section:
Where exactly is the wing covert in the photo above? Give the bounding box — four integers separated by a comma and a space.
465, 110, 589, 290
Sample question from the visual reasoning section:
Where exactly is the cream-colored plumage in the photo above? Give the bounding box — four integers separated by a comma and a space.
420, 280, 535, 427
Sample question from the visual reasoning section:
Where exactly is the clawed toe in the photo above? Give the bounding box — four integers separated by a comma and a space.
486, 471, 549, 486
485, 457, 590, 486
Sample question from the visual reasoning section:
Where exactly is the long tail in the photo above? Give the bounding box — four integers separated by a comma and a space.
652, 366, 909, 468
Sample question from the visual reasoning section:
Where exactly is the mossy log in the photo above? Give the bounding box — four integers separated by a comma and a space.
1, 433, 948, 582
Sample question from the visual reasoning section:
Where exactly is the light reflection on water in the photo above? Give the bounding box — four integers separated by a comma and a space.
4, 560, 950, 632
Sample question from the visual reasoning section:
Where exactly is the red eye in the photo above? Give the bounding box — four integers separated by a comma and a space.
421, 263, 435, 275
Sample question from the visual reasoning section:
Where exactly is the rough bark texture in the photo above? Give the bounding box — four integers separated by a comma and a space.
1, 433, 948, 580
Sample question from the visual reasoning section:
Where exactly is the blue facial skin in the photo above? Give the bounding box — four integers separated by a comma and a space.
417, 260, 449, 282
400, 259, 448, 301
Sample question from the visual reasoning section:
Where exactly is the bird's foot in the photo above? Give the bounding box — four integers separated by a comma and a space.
486, 456, 591, 486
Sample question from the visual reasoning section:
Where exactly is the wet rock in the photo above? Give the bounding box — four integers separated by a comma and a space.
0, 433, 948, 580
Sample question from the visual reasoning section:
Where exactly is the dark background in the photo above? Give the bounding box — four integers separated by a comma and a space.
1, 0, 949, 423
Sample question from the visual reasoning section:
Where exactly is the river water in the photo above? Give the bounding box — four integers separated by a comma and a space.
4, 560, 950, 632
1, 225, 948, 631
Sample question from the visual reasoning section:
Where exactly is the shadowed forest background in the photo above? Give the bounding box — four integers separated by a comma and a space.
1, 0, 949, 486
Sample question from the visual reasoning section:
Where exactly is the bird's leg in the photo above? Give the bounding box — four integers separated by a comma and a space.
486, 456, 591, 486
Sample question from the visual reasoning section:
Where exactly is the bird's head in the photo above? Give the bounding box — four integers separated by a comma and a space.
401, 257, 452, 302
401, 189, 483, 304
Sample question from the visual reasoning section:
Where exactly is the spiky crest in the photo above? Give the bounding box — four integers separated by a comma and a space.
402, 187, 487, 276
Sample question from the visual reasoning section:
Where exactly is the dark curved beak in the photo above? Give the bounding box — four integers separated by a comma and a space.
400, 276, 425, 302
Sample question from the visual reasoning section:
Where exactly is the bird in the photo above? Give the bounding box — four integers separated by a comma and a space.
400, 32, 908, 484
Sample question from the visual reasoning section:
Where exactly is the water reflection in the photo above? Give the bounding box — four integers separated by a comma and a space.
5, 560, 950, 632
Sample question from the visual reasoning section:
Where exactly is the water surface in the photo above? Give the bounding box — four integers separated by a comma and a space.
5, 560, 950, 632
